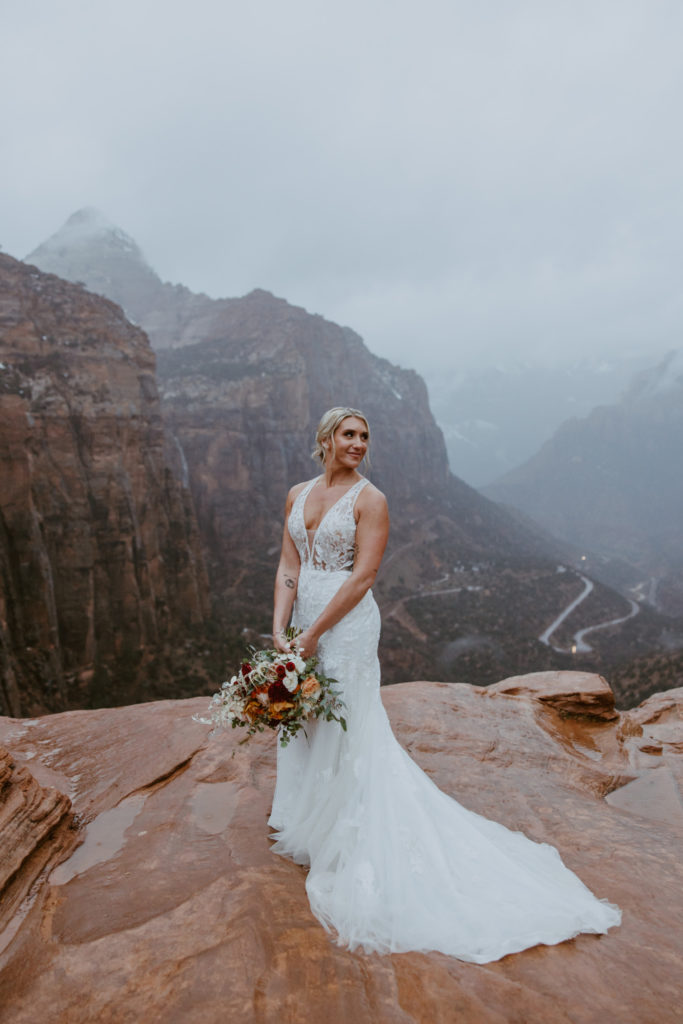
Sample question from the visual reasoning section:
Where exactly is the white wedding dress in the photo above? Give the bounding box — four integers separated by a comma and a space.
268, 476, 621, 962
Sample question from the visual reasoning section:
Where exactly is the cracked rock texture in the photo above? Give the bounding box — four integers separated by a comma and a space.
0, 747, 76, 937
0, 671, 681, 1023
0, 253, 209, 716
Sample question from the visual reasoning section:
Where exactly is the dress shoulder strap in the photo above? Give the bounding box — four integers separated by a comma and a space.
348, 476, 370, 509
293, 476, 320, 508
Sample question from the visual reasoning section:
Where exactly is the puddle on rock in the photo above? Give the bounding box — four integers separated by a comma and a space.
49, 792, 147, 885
190, 781, 240, 835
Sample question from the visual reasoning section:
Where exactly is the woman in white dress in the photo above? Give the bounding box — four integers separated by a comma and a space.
268, 406, 621, 962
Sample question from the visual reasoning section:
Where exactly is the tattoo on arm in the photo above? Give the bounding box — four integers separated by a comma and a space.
284, 575, 295, 590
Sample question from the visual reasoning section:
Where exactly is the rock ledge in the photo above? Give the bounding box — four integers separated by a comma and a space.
0, 672, 681, 1023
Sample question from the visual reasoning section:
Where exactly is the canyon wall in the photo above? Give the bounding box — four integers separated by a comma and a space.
0, 254, 209, 715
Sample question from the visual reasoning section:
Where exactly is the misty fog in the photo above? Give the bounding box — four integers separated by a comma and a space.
3, 1, 683, 388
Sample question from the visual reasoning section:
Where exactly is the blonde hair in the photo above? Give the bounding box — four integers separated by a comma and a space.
312, 407, 371, 466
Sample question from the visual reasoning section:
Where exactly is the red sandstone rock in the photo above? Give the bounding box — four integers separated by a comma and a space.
488, 669, 619, 720
0, 672, 680, 1022
0, 254, 209, 716
0, 746, 75, 935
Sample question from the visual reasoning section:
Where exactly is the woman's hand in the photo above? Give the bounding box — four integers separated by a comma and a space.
293, 627, 319, 659
273, 631, 291, 654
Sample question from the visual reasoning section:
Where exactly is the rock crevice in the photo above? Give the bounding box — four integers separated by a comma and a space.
0, 745, 76, 937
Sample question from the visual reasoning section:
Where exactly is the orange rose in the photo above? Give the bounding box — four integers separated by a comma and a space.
301, 676, 321, 699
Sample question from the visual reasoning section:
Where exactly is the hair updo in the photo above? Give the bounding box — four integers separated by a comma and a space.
312, 407, 371, 466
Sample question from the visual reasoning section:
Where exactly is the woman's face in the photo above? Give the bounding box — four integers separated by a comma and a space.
327, 416, 369, 468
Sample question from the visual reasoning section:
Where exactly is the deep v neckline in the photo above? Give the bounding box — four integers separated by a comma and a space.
302, 476, 363, 558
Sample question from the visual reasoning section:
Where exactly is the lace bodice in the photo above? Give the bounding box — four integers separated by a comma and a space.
288, 476, 369, 572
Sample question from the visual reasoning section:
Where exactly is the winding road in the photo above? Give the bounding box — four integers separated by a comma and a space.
384, 559, 641, 657
539, 574, 594, 650
539, 572, 640, 654
572, 599, 640, 653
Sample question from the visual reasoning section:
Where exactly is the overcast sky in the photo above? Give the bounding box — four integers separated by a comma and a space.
2, 0, 683, 373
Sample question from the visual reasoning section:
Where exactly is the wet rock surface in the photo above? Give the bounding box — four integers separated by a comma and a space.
0, 671, 680, 1023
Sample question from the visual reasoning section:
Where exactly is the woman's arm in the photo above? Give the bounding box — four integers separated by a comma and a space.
272, 485, 303, 653
295, 486, 389, 657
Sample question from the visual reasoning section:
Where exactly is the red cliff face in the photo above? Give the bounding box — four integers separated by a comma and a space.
0, 254, 209, 716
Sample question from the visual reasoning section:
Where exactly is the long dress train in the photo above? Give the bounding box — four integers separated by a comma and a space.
268, 476, 621, 962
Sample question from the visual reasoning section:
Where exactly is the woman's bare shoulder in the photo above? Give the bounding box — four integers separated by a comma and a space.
286, 477, 317, 505
357, 480, 388, 512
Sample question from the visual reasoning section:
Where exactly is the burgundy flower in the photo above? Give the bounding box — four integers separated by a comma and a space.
241, 663, 252, 676
268, 679, 291, 704
285, 661, 296, 673
275, 664, 287, 678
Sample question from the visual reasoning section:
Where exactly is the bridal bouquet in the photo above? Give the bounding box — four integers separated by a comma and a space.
193, 632, 346, 747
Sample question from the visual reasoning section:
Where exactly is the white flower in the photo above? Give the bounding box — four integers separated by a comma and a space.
283, 671, 299, 693
291, 654, 306, 673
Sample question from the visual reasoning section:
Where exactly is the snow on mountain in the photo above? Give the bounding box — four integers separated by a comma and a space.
28, 207, 143, 261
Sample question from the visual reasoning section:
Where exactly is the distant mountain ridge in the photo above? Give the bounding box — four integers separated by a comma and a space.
485, 349, 683, 614
426, 354, 656, 487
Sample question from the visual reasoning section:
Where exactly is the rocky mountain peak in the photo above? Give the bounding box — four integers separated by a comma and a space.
27, 207, 145, 265
25, 210, 177, 331
244, 287, 278, 302
26, 209, 225, 346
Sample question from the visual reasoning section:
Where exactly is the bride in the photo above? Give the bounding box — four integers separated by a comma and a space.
268, 406, 621, 962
